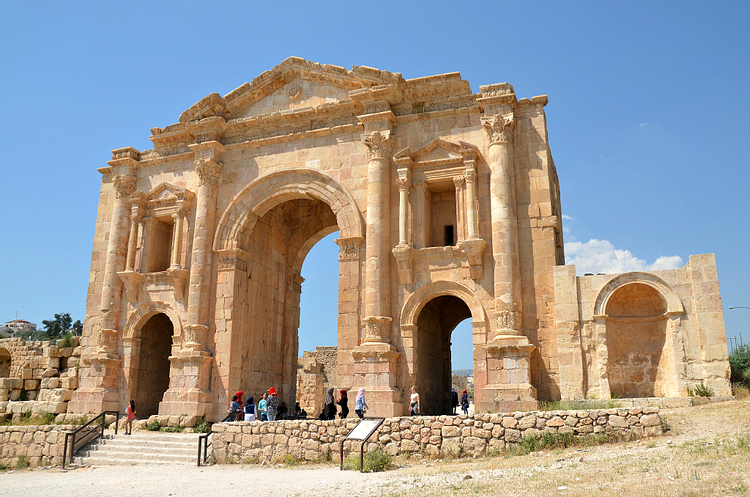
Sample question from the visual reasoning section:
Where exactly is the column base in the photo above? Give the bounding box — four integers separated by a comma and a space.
350, 342, 403, 417
67, 354, 122, 414
160, 350, 213, 418
479, 335, 538, 413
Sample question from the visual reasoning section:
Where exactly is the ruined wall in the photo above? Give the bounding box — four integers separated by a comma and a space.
0, 425, 79, 468
212, 408, 663, 463
553, 254, 731, 400
296, 346, 339, 417
0, 337, 81, 413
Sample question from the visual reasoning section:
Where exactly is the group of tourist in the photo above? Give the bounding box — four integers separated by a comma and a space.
227, 388, 307, 422
227, 385, 471, 422
320, 387, 369, 420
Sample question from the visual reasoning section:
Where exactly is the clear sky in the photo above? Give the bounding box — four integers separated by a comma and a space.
1, 2, 748, 369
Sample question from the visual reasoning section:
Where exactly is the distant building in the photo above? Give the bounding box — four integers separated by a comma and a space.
4, 320, 37, 333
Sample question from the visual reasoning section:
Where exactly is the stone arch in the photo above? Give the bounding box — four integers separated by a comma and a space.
124, 301, 183, 341
593, 272, 684, 318
592, 272, 686, 398
400, 280, 487, 329
0, 347, 10, 378
214, 169, 364, 252
400, 281, 487, 415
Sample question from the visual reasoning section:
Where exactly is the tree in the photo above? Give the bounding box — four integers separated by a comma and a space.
72, 320, 83, 336
729, 343, 750, 386
41, 313, 73, 339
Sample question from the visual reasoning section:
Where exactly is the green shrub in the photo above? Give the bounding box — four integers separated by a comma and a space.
163, 426, 184, 433
343, 447, 393, 472
146, 420, 161, 431
194, 419, 212, 433
273, 454, 301, 466
688, 382, 714, 397
58, 331, 74, 349
15, 456, 29, 469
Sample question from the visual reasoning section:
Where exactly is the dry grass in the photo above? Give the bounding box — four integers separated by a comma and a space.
360, 400, 750, 496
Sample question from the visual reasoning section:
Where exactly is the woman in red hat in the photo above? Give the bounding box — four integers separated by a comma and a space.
266, 387, 279, 421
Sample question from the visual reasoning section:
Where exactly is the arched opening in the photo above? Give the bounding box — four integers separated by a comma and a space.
606, 283, 668, 398
296, 231, 340, 417
133, 313, 173, 417
0, 348, 11, 377
415, 295, 472, 415
237, 198, 340, 410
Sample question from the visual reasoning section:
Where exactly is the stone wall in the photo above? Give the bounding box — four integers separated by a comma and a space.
212, 408, 662, 463
296, 346, 339, 417
0, 424, 78, 468
0, 337, 81, 415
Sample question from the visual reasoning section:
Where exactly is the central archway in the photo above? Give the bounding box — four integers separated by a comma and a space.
214, 170, 364, 414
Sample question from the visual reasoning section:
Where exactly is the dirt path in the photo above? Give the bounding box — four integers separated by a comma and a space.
2, 400, 748, 497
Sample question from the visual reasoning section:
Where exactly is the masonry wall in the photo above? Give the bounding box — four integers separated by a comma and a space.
212, 408, 663, 463
0, 424, 79, 468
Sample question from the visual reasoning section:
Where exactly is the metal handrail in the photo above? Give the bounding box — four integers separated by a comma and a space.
62, 410, 120, 469
197, 432, 212, 466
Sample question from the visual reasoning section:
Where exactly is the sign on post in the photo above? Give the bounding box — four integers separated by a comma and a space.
340, 417, 385, 472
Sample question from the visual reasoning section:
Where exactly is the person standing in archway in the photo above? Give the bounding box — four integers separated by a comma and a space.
410, 386, 421, 416
266, 387, 279, 421
451, 388, 459, 415
461, 389, 469, 415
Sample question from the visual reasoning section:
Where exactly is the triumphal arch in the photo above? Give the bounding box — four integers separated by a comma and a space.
68, 58, 731, 420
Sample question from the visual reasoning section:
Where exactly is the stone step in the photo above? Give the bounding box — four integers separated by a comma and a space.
71, 431, 203, 466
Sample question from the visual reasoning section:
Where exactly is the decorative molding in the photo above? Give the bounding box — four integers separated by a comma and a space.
196, 158, 224, 186
481, 115, 515, 145
459, 238, 487, 280
166, 266, 190, 300
361, 130, 393, 160
392, 244, 414, 284
117, 271, 143, 302
217, 248, 249, 272
97, 328, 119, 354
183, 324, 208, 352
363, 316, 392, 344
113, 175, 137, 199
334, 236, 363, 261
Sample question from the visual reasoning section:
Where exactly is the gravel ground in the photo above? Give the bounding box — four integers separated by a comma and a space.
2, 400, 749, 497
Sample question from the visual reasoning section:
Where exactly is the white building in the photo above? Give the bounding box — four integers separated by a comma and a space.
4, 319, 37, 332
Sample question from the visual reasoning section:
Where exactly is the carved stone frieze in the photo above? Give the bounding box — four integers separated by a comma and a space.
196, 159, 223, 186
361, 131, 393, 160
113, 175, 137, 199
334, 236, 363, 261
363, 316, 392, 344
481, 115, 515, 145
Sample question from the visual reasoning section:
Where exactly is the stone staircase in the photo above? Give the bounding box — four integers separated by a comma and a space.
72, 431, 201, 466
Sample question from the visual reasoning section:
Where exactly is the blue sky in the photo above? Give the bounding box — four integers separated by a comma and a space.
1, 2, 748, 369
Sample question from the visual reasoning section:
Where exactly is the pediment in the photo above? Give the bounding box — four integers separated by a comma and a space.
179, 57, 405, 123
146, 183, 192, 202
394, 139, 478, 166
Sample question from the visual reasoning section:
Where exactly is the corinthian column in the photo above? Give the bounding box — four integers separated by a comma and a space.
185, 142, 224, 350
482, 114, 523, 336
99, 172, 136, 352
361, 130, 393, 343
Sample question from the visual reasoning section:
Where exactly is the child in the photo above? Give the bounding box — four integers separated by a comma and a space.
259, 392, 268, 421
125, 400, 136, 435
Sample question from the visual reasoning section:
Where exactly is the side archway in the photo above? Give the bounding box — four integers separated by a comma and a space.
400, 281, 488, 414
400, 281, 487, 329
592, 273, 686, 398
214, 169, 364, 252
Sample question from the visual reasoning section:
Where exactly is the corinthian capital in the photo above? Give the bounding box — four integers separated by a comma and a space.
481, 115, 515, 145
361, 131, 393, 160
113, 175, 137, 198
196, 159, 223, 186
397, 176, 411, 192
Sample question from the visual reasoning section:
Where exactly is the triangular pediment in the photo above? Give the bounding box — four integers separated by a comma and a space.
145, 183, 194, 203
395, 139, 478, 166
179, 57, 405, 123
